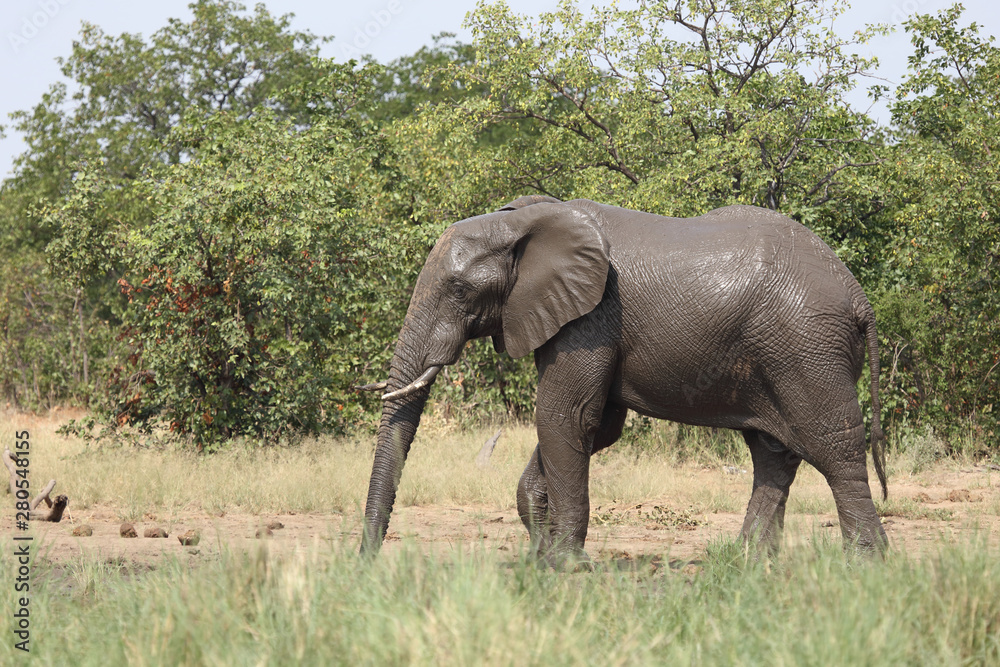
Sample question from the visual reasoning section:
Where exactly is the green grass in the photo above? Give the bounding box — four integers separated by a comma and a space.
2, 535, 998, 666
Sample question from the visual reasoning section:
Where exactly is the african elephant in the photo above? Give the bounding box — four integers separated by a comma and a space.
359, 195, 888, 562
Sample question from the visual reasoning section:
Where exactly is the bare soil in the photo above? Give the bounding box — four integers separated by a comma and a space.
14, 464, 999, 572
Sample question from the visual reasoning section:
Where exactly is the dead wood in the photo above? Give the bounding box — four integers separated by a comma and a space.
354, 380, 388, 392
476, 428, 503, 469
29, 479, 56, 511
30, 495, 68, 522
5, 447, 69, 521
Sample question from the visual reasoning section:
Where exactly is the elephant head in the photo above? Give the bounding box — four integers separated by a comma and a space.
360, 197, 610, 554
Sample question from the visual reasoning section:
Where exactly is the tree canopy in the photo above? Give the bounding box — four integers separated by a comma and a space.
1, 0, 996, 450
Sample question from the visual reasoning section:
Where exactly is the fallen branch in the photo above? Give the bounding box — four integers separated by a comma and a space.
4, 447, 68, 522
30, 479, 56, 511
476, 428, 503, 469
30, 494, 67, 522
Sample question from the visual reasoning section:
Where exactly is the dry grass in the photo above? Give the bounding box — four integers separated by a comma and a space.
1, 410, 995, 525
0, 411, 539, 516
3, 411, 999, 666
0, 410, 770, 520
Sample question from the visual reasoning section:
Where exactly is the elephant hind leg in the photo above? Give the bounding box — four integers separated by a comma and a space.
741, 430, 801, 554
807, 421, 888, 554
516, 402, 628, 556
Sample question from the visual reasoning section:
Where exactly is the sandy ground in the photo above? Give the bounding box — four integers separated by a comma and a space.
13, 463, 999, 573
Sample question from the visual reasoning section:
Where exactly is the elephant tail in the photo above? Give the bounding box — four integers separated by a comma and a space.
862, 308, 888, 501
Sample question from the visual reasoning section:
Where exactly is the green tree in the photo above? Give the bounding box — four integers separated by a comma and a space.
457, 0, 888, 235
10, 0, 326, 200
876, 5, 1000, 442
378, 0, 896, 421
47, 70, 406, 445
0, 0, 329, 409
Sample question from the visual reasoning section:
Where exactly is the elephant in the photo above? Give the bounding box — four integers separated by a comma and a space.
359, 195, 888, 563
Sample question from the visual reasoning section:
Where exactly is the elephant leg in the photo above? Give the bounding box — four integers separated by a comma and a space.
795, 402, 888, 554
517, 403, 627, 556
740, 430, 801, 554
516, 444, 550, 556
592, 402, 628, 455
818, 432, 888, 554
530, 346, 616, 567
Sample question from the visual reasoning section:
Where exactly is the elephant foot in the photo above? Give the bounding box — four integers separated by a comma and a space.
828, 476, 889, 557
739, 523, 782, 558
532, 527, 590, 570
841, 526, 889, 559
522, 522, 593, 570
540, 545, 593, 572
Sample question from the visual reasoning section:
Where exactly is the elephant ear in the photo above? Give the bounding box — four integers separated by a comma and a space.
500, 202, 610, 358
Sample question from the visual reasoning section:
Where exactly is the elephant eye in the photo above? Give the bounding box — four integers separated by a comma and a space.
449, 280, 469, 300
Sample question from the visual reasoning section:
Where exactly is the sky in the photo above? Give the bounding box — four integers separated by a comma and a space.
1, 0, 998, 181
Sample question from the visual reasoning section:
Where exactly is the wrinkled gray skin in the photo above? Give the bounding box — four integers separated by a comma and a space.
362, 196, 888, 563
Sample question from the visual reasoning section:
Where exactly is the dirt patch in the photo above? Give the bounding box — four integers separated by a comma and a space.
9, 463, 995, 572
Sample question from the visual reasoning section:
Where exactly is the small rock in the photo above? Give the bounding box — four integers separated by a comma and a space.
144, 527, 169, 538
255, 526, 273, 538
947, 489, 972, 503
723, 466, 748, 475
821, 520, 836, 528
178, 529, 200, 546
120, 522, 138, 538
187, 548, 200, 555
72, 524, 93, 537
266, 520, 284, 530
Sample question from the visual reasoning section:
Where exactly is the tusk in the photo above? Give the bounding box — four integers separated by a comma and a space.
381, 366, 443, 401
354, 380, 388, 392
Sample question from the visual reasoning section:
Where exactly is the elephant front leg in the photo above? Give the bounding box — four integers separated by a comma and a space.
517, 442, 584, 565
523, 324, 617, 568
518, 404, 627, 557
517, 444, 551, 557
535, 418, 592, 568
531, 388, 613, 567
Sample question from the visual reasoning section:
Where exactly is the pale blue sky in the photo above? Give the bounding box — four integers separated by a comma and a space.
1, 0, 997, 180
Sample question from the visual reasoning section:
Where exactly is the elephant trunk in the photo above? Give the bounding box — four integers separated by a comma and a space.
360, 334, 437, 555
